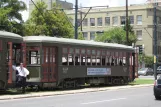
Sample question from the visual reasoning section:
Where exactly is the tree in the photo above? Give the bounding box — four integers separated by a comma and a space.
0, 8, 12, 31
24, 1, 75, 38
144, 56, 153, 67
138, 54, 154, 68
0, 0, 27, 35
78, 32, 85, 40
95, 27, 137, 45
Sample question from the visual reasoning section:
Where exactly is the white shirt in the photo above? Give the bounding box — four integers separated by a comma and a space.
16, 66, 30, 77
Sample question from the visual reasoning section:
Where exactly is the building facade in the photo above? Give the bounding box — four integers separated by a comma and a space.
147, 0, 161, 6
66, 4, 161, 64
29, 0, 73, 18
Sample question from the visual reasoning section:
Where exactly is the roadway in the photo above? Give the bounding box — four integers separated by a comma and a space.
139, 75, 161, 80
0, 86, 160, 107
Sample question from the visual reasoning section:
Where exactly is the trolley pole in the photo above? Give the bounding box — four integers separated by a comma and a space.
153, 2, 157, 80
75, 0, 78, 39
126, 0, 129, 46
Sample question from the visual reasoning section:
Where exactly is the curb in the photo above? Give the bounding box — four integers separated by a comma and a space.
0, 84, 153, 100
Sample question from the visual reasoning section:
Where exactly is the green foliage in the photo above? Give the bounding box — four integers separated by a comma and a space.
0, 0, 27, 35
138, 54, 154, 67
144, 56, 154, 67
78, 32, 85, 40
95, 27, 137, 45
24, 1, 74, 38
0, 8, 12, 30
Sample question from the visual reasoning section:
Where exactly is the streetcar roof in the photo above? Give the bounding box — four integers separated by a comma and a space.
0, 31, 22, 39
23, 36, 135, 50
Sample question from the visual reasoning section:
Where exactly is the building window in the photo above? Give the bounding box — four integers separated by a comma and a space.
112, 16, 118, 25
157, 17, 161, 24
129, 16, 134, 24
83, 18, 88, 26
83, 32, 88, 40
105, 17, 110, 25
90, 18, 95, 26
137, 15, 142, 25
136, 30, 142, 40
97, 17, 102, 26
120, 16, 126, 25
90, 32, 95, 40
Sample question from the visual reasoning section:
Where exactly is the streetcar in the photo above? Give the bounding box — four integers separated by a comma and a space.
23, 36, 138, 89
0, 31, 25, 91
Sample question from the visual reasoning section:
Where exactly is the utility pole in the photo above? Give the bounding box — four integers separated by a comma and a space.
126, 0, 129, 46
80, 3, 83, 32
153, 0, 157, 80
75, 0, 78, 39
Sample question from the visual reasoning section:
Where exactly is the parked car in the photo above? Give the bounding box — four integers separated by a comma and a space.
157, 66, 161, 74
138, 68, 153, 76
153, 76, 161, 100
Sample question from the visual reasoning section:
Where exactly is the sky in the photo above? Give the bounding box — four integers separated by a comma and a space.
20, 0, 148, 21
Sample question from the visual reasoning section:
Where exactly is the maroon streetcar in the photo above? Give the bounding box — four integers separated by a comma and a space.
0, 31, 139, 91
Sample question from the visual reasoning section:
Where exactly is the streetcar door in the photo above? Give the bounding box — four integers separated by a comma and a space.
41, 47, 57, 82
129, 52, 133, 81
48, 47, 57, 82
7, 42, 13, 84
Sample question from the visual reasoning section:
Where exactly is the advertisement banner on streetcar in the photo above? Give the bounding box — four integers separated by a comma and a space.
87, 68, 111, 75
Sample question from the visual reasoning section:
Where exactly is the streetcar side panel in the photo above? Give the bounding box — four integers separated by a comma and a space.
57, 44, 133, 86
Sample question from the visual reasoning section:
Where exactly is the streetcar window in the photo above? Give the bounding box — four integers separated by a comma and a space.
96, 51, 101, 65
87, 49, 91, 55
92, 50, 96, 55
63, 48, 68, 53
97, 50, 101, 56
75, 49, 80, 65
62, 55, 68, 65
96, 56, 101, 65
69, 48, 74, 54
115, 52, 119, 57
68, 54, 74, 65
119, 52, 123, 66
106, 56, 110, 66
61, 47, 128, 67
111, 51, 114, 56
91, 56, 96, 65
102, 50, 106, 56
107, 51, 110, 56
102, 56, 106, 65
50, 48, 52, 62
27, 47, 40, 65
87, 56, 91, 65
115, 52, 119, 66
81, 49, 86, 65
75, 55, 80, 65
11, 44, 22, 65
81, 49, 86, 54
29, 51, 40, 64
46, 48, 48, 63
75, 49, 80, 54
62, 48, 68, 65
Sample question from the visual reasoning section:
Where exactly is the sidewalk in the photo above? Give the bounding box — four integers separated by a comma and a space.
0, 84, 153, 100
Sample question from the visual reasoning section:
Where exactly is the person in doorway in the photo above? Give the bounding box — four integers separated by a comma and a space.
15, 63, 30, 88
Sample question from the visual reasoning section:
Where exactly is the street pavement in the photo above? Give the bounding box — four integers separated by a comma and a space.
0, 86, 160, 107
139, 75, 160, 80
